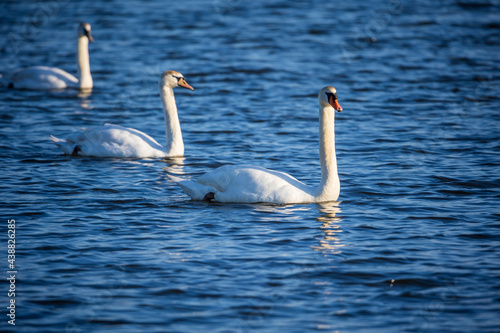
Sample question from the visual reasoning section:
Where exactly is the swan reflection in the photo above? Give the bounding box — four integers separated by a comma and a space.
162, 157, 186, 176
314, 202, 344, 254
77, 88, 93, 109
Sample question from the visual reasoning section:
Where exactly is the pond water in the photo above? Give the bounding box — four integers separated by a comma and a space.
1, 0, 499, 332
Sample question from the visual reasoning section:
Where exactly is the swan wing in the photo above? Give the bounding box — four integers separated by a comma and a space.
51, 124, 166, 158
102, 124, 164, 149
6, 66, 78, 90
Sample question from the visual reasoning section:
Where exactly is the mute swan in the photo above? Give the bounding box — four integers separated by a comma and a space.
168, 86, 343, 204
0, 22, 93, 90
50, 70, 194, 158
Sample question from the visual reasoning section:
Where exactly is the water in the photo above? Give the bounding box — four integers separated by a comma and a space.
1, 0, 500, 332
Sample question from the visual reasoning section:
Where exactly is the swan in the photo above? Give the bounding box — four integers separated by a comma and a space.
0, 22, 93, 90
168, 86, 343, 204
50, 70, 194, 158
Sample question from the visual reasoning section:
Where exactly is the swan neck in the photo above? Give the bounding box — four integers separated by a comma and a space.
77, 36, 92, 89
316, 105, 340, 201
160, 86, 184, 157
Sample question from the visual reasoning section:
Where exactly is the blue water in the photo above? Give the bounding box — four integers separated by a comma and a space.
1, 0, 500, 332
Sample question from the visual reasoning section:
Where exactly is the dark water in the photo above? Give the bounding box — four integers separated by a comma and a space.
1, 0, 500, 332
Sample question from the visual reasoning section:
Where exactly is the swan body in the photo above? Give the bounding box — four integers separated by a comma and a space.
168, 165, 317, 203
51, 70, 194, 158
0, 22, 93, 90
2, 66, 79, 90
168, 86, 343, 204
50, 124, 167, 158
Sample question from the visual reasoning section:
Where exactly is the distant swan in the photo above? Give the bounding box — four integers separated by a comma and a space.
50, 71, 194, 158
0, 22, 93, 90
168, 86, 343, 204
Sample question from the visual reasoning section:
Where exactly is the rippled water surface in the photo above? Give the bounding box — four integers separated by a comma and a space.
1, 0, 500, 332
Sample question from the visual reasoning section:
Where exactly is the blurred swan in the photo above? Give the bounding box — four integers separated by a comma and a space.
0, 22, 93, 90
50, 71, 194, 158
168, 86, 343, 204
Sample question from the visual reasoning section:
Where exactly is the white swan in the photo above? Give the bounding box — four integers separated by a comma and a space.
50, 70, 194, 158
0, 22, 93, 90
168, 86, 343, 204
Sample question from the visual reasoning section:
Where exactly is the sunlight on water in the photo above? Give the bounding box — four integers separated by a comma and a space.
315, 203, 344, 254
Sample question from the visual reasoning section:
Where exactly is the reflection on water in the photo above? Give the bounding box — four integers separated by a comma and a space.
314, 202, 344, 254
253, 203, 311, 215
162, 157, 186, 175
77, 88, 93, 109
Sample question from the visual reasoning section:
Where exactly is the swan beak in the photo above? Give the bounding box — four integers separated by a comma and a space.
178, 78, 194, 91
329, 95, 342, 112
86, 31, 94, 43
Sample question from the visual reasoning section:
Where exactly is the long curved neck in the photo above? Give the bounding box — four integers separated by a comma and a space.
316, 105, 340, 201
160, 85, 184, 157
77, 36, 92, 89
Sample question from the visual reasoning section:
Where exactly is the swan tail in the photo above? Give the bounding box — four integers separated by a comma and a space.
50, 135, 79, 155
167, 174, 215, 201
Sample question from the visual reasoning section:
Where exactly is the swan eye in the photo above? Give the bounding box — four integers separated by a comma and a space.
325, 92, 338, 100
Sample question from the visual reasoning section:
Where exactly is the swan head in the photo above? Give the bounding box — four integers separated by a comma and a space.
319, 86, 342, 112
78, 22, 94, 42
160, 70, 194, 91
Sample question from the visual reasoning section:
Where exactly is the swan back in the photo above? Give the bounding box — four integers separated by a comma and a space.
199, 165, 316, 203
51, 124, 166, 158
5, 66, 78, 90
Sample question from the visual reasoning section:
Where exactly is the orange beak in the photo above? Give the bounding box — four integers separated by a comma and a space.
329, 95, 342, 112
178, 79, 194, 91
